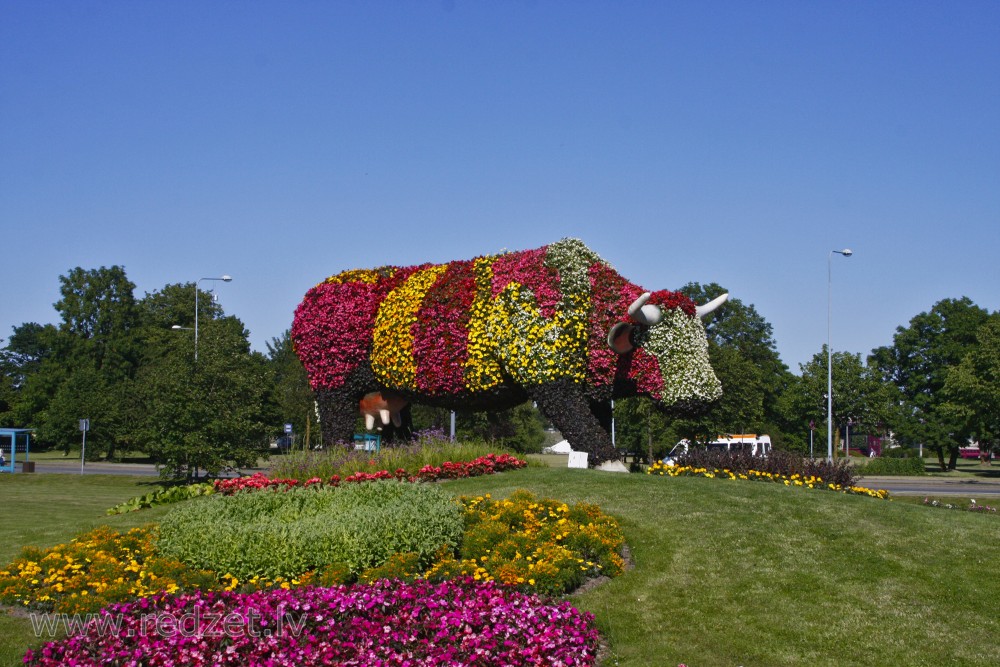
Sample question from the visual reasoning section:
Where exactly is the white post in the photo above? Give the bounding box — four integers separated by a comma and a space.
79, 419, 89, 474
610, 399, 615, 448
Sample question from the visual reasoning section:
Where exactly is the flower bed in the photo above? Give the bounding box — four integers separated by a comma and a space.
355, 490, 627, 596
24, 579, 602, 667
648, 462, 890, 499
215, 452, 527, 495
427, 491, 626, 595
0, 527, 217, 614
924, 497, 998, 514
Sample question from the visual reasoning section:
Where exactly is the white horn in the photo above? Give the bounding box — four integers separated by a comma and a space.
628, 292, 663, 325
696, 293, 729, 318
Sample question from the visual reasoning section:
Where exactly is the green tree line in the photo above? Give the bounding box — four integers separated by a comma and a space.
2, 269, 997, 475
616, 285, 998, 471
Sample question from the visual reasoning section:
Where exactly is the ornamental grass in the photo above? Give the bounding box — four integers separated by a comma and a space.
24, 579, 602, 667
268, 430, 529, 482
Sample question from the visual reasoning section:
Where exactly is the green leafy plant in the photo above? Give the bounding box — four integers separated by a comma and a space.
106, 483, 216, 514
157, 481, 463, 580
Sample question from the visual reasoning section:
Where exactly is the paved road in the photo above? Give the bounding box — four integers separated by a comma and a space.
859, 475, 1000, 497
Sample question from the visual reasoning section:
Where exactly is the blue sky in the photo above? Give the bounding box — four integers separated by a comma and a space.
2, 1, 997, 372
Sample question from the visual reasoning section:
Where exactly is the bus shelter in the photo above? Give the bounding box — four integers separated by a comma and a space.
0, 429, 33, 473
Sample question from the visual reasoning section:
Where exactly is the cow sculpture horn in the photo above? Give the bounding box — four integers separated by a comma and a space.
628, 292, 663, 325
696, 293, 729, 318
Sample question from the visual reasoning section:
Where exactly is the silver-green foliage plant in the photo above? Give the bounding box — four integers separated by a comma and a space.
106, 483, 216, 515
157, 481, 463, 580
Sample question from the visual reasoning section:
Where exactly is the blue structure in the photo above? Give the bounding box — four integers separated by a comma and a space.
353, 432, 381, 453
0, 428, 33, 473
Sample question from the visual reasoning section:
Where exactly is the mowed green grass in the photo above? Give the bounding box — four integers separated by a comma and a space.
2, 468, 999, 667
442, 467, 1000, 667
0, 474, 174, 667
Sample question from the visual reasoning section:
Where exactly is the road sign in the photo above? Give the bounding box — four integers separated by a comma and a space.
79, 419, 90, 432
284, 423, 293, 434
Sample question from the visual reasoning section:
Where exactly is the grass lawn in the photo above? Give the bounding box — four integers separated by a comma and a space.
0, 474, 173, 667
3, 468, 999, 666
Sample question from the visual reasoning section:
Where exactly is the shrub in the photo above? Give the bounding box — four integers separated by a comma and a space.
157, 481, 464, 580
672, 448, 859, 488
649, 463, 880, 498
0, 526, 217, 614
882, 446, 921, 459
857, 455, 926, 476
24, 580, 601, 667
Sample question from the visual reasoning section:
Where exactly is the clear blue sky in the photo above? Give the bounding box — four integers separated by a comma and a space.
2, 1, 997, 372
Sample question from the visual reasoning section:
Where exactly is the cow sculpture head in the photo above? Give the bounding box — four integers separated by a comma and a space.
606, 290, 728, 409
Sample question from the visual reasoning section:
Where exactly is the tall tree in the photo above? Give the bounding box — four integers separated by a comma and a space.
54, 266, 140, 378
2, 267, 143, 456
678, 283, 795, 446
139, 282, 224, 331
783, 347, 900, 457
266, 330, 317, 447
870, 297, 990, 470
133, 317, 271, 480
943, 314, 1000, 457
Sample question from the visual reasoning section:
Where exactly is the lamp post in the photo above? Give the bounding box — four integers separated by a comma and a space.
827, 249, 852, 462
194, 276, 232, 362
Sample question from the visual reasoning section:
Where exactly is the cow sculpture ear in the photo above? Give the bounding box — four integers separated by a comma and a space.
607, 322, 635, 354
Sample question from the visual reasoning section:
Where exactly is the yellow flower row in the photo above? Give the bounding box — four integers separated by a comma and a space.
323, 268, 391, 285
647, 462, 890, 499
465, 256, 505, 391
371, 264, 449, 388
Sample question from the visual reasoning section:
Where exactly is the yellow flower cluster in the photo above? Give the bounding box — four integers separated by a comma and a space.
340, 491, 624, 596
0, 526, 217, 614
647, 462, 890, 499
490, 285, 589, 386
371, 265, 449, 388
427, 491, 625, 595
323, 268, 391, 285
464, 256, 504, 392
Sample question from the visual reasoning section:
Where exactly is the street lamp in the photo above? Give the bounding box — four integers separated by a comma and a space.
827, 249, 852, 462
195, 275, 232, 362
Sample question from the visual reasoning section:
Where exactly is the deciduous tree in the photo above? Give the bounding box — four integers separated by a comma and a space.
870, 297, 990, 469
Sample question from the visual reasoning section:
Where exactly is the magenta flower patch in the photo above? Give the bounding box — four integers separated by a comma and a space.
24, 579, 601, 666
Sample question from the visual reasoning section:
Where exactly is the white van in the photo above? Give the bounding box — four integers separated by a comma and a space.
662, 434, 772, 466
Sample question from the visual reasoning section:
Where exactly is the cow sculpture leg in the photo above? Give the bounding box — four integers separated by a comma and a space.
316, 387, 362, 448
531, 379, 618, 466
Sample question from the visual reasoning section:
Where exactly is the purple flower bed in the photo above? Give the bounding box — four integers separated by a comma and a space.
25, 579, 600, 666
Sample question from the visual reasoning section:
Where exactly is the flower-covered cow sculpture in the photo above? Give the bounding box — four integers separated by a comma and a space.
292, 238, 726, 464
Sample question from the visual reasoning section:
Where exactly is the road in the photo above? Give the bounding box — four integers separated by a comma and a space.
859, 475, 1000, 498
6, 462, 1000, 498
